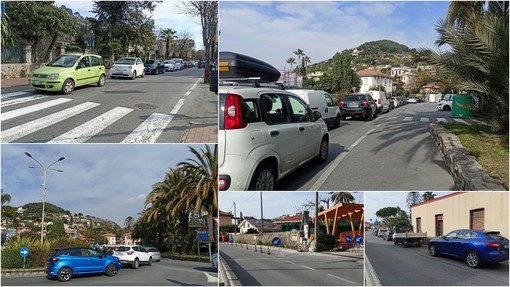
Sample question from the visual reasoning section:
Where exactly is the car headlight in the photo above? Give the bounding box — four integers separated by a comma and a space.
48, 73, 59, 80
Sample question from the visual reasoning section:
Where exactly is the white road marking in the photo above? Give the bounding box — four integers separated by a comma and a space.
311, 128, 375, 190
184, 91, 191, 96
121, 113, 174, 143
403, 117, 413, 121
300, 265, 314, 270
1, 98, 72, 122
1, 94, 49, 108
1, 102, 100, 143
0, 90, 31, 99
420, 117, 429, 122
48, 107, 133, 143
453, 118, 471, 125
204, 272, 218, 283
327, 274, 357, 285
437, 118, 447, 123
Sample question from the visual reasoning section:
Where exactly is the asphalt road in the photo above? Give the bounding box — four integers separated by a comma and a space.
220, 244, 363, 286
365, 233, 509, 286
276, 102, 470, 191
1, 68, 217, 143
1, 258, 218, 286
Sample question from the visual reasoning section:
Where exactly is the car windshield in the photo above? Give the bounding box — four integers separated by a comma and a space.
46, 55, 80, 67
116, 58, 136, 65
145, 60, 155, 64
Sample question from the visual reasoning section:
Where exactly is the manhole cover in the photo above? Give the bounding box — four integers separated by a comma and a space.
134, 103, 158, 110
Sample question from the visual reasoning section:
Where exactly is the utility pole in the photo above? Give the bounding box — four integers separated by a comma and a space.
234, 202, 237, 234
315, 192, 318, 252
260, 192, 264, 234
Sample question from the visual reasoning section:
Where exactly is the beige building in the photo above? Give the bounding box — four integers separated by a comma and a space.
411, 192, 509, 238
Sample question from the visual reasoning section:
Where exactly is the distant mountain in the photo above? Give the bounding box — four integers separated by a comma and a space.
357, 39, 416, 55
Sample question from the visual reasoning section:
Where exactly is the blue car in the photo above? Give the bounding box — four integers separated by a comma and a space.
428, 229, 509, 268
46, 247, 121, 282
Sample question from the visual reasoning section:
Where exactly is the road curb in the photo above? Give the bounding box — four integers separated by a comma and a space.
1, 268, 46, 277
218, 254, 240, 286
364, 256, 382, 286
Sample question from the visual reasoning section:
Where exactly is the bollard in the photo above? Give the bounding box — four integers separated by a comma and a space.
246, 244, 248, 250
254, 245, 257, 252
260, 246, 263, 253
235, 243, 237, 247
267, 246, 270, 255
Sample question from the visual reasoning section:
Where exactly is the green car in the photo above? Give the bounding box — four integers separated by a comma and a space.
29, 53, 106, 95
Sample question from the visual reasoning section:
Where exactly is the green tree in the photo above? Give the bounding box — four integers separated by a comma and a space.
375, 207, 399, 218
43, 6, 78, 62
124, 216, 135, 231
293, 48, 304, 73
329, 192, 355, 204
47, 219, 66, 239
422, 192, 437, 201
328, 51, 361, 94
160, 28, 177, 59
411, 1, 508, 134
286, 57, 296, 70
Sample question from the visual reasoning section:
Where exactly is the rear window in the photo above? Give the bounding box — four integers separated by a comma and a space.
343, 96, 359, 101
486, 232, 507, 241
114, 246, 130, 252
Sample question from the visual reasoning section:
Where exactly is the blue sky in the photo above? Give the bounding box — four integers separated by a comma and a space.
220, 192, 364, 221
1, 144, 212, 226
220, 1, 451, 69
54, 0, 205, 49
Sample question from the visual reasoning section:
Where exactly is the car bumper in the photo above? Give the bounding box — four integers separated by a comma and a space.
219, 154, 258, 191
28, 78, 64, 91
341, 108, 369, 118
482, 250, 509, 264
110, 70, 134, 77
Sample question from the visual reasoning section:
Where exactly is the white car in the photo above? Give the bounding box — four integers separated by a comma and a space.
286, 89, 341, 128
437, 94, 454, 111
367, 91, 390, 113
211, 252, 218, 269
109, 57, 145, 80
164, 60, 176, 72
143, 246, 161, 262
170, 58, 183, 70
113, 245, 152, 269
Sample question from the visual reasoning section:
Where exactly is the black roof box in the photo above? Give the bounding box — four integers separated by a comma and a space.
219, 51, 280, 82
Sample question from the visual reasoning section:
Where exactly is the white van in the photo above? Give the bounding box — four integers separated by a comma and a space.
368, 91, 390, 113
170, 58, 183, 70
286, 89, 341, 128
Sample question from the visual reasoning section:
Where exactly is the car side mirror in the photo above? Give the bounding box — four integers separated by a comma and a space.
313, 111, 322, 121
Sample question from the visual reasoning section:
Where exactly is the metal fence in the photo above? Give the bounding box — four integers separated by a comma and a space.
1, 46, 25, 64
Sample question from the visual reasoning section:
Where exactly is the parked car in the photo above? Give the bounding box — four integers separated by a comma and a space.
377, 228, 388, 238
339, 93, 377, 121
428, 229, 509, 268
28, 53, 106, 95
109, 57, 145, 80
286, 89, 341, 128
46, 247, 121, 282
164, 60, 176, 72
408, 97, 418, 104
113, 245, 152, 269
144, 247, 161, 262
218, 52, 329, 191
383, 230, 394, 241
391, 97, 400, 108
437, 94, 454, 111
144, 60, 165, 75
211, 252, 218, 269
170, 58, 183, 70
367, 91, 390, 113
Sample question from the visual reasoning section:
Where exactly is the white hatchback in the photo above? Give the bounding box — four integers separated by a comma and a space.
219, 87, 330, 191
113, 245, 152, 269
109, 57, 145, 80
437, 94, 454, 111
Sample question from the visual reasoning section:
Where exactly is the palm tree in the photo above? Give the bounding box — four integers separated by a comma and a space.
286, 57, 296, 70
293, 49, 304, 73
160, 28, 177, 59
329, 192, 355, 204
411, 1, 508, 134
1, 189, 11, 205
124, 216, 135, 231
302, 55, 311, 76
422, 192, 437, 201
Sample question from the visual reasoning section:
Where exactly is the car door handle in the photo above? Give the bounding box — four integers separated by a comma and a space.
270, 131, 279, 136
299, 127, 305, 131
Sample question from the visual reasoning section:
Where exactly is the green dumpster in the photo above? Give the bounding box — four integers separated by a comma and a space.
451, 95, 475, 118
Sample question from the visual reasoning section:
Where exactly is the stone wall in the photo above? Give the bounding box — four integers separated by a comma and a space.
232, 231, 301, 249
1, 64, 36, 79
430, 123, 505, 190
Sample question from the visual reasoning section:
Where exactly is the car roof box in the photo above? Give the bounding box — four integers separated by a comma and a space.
219, 51, 280, 82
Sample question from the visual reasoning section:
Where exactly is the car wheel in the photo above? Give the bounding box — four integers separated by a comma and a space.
373, 108, 378, 118
148, 257, 152, 266
106, 263, 118, 276
429, 245, 437, 256
132, 258, 140, 269
155, 69, 159, 75
249, 163, 276, 191
365, 111, 373, 121
61, 79, 74, 95
333, 116, 341, 128
141, 70, 145, 78
466, 251, 482, 268
132, 71, 137, 80
110, 75, 116, 79
97, 74, 106, 87
316, 137, 329, 163
444, 105, 451, 111
57, 267, 72, 282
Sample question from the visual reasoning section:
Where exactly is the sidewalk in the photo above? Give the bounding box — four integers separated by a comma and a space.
1, 77, 29, 88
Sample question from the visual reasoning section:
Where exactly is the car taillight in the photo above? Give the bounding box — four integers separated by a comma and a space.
52, 258, 60, 263
224, 93, 247, 130
340, 101, 345, 107
362, 101, 369, 107
378, 99, 381, 104
487, 242, 502, 248
127, 250, 134, 255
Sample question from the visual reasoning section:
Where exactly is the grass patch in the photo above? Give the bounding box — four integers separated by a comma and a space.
443, 123, 509, 190
164, 253, 211, 262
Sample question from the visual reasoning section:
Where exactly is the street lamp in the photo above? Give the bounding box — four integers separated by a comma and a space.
25, 152, 64, 244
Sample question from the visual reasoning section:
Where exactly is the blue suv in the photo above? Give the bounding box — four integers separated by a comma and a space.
46, 247, 121, 282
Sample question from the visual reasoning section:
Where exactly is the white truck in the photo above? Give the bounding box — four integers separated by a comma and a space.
392, 226, 427, 247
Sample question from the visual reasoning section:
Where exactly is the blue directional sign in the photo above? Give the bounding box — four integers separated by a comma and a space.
1, 2, 5, 19
229, 236, 234, 243
272, 237, 282, 247
197, 231, 210, 242
355, 235, 363, 244
345, 235, 353, 243
20, 247, 29, 258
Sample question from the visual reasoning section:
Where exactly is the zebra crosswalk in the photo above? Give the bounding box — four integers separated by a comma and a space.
1, 90, 186, 143
384, 115, 484, 125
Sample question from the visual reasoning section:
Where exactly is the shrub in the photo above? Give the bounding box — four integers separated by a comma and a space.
1, 248, 33, 269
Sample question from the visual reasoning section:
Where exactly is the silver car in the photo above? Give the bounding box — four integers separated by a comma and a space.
144, 247, 161, 262
109, 57, 145, 80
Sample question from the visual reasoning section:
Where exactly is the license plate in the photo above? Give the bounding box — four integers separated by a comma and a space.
33, 81, 41, 85
348, 103, 359, 107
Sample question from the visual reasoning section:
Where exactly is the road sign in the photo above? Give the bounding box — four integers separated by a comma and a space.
355, 235, 363, 244
272, 237, 282, 247
197, 231, 210, 242
345, 235, 353, 243
20, 247, 29, 258
1, 2, 5, 19
229, 236, 234, 243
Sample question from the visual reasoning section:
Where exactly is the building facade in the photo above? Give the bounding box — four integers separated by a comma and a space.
356, 68, 393, 94
411, 192, 509, 238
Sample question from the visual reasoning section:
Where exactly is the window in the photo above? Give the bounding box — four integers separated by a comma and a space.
260, 94, 288, 124
416, 217, 422, 233
470, 208, 484, 230
435, 214, 443, 237
323, 93, 334, 106
288, 95, 311, 123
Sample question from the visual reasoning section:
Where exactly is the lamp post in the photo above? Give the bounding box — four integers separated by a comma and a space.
25, 152, 64, 244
